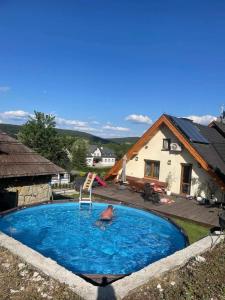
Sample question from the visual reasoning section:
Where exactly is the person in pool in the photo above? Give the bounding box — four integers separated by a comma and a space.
95, 205, 114, 229
100, 205, 114, 221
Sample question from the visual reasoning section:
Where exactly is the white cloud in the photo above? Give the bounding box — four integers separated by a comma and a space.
103, 125, 130, 132
91, 120, 100, 125
125, 114, 152, 125
0, 86, 11, 93
186, 115, 217, 125
0, 109, 134, 138
0, 110, 30, 120
55, 117, 88, 128
67, 126, 103, 133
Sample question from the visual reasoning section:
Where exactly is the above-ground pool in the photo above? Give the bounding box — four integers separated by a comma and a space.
0, 203, 187, 275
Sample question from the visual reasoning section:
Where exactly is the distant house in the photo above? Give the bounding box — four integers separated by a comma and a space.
86, 145, 116, 167
0, 130, 64, 211
105, 114, 225, 201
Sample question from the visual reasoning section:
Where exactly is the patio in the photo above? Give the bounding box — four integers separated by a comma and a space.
93, 183, 220, 227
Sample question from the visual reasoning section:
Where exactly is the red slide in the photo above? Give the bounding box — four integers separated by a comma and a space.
95, 175, 107, 187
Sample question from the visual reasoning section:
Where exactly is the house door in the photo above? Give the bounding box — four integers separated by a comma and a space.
180, 164, 192, 195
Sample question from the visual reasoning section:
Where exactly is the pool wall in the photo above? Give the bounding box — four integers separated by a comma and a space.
0, 199, 189, 285
0, 231, 223, 300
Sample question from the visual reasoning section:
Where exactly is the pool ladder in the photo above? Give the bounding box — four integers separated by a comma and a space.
79, 172, 96, 209
79, 186, 93, 209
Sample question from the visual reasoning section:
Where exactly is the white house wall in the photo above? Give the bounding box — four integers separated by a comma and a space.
93, 148, 102, 157
86, 157, 94, 166
86, 156, 115, 167
124, 124, 221, 198
101, 158, 115, 166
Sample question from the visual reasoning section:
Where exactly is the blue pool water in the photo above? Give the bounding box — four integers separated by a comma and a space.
0, 203, 187, 275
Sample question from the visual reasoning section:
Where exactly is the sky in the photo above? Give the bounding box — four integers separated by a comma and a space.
0, 0, 225, 138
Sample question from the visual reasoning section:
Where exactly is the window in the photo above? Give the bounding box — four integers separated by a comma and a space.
162, 138, 171, 150
145, 160, 160, 179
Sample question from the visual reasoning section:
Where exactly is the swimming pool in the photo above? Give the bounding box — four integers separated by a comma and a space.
0, 203, 187, 275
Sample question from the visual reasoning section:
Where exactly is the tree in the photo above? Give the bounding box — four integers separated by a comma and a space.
18, 111, 69, 168
71, 138, 88, 170
106, 142, 132, 160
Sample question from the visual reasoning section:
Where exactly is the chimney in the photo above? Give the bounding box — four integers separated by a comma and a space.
220, 105, 225, 124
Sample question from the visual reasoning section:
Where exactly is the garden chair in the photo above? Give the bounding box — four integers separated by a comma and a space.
143, 183, 160, 204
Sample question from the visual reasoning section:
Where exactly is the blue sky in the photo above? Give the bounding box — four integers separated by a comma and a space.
0, 0, 225, 138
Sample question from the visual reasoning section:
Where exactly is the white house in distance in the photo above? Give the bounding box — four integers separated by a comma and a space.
86, 145, 116, 167
105, 114, 225, 201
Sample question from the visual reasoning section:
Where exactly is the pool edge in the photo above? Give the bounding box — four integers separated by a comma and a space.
0, 231, 223, 300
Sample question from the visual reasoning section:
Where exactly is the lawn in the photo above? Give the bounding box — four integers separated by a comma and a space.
171, 217, 210, 244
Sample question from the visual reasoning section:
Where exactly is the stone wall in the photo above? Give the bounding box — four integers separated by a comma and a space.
1, 175, 52, 208
7, 183, 52, 206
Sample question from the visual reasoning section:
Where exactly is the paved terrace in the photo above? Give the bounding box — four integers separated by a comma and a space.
93, 184, 220, 227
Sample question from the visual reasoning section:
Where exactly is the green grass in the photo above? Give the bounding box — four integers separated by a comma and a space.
171, 217, 210, 244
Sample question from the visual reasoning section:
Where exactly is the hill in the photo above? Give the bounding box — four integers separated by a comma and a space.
108, 137, 139, 144
0, 123, 138, 145
0, 123, 21, 139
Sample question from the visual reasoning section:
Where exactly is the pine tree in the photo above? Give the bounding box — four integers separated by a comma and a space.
71, 139, 88, 170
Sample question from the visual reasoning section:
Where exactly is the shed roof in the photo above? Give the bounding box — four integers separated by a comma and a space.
0, 131, 64, 178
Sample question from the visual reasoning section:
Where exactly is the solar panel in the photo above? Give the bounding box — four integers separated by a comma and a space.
170, 116, 209, 144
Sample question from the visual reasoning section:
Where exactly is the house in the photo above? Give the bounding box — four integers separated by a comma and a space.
51, 172, 70, 185
86, 145, 116, 167
0, 130, 64, 210
105, 114, 225, 201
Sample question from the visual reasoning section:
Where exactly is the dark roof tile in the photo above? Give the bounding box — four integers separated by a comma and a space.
0, 131, 64, 178
167, 116, 225, 178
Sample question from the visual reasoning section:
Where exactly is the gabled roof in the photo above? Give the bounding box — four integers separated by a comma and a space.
192, 124, 225, 168
0, 131, 64, 178
167, 116, 225, 181
101, 147, 116, 158
86, 145, 98, 156
105, 114, 225, 190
